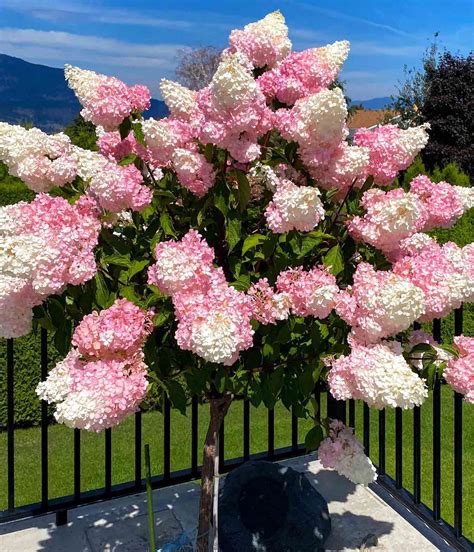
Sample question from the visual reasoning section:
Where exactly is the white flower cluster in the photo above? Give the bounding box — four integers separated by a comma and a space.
318, 420, 377, 486
160, 79, 197, 121
288, 88, 348, 146
210, 54, 257, 109
328, 341, 428, 409
0, 123, 77, 192
265, 179, 325, 233
228, 11, 292, 68
64, 65, 105, 105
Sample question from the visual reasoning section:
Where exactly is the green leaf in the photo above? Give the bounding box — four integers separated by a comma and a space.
124, 259, 149, 282
47, 297, 66, 328
164, 381, 187, 414
95, 272, 113, 308
54, 320, 73, 356
226, 216, 241, 252
132, 123, 146, 146
305, 425, 324, 451
160, 212, 176, 237
102, 254, 131, 268
235, 170, 251, 212
118, 154, 137, 166
119, 117, 132, 140
410, 343, 435, 354
323, 244, 344, 276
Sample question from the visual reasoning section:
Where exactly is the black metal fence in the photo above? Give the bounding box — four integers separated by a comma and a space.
1, 307, 472, 551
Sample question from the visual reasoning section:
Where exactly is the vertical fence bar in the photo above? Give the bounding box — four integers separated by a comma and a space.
413, 406, 421, 503
413, 320, 421, 503
163, 395, 171, 480
267, 409, 275, 459
363, 403, 370, 456
7, 339, 14, 511
291, 407, 298, 451
218, 420, 225, 472
74, 429, 81, 501
191, 396, 199, 477
348, 400, 355, 430
378, 410, 386, 476
40, 329, 49, 508
453, 307, 463, 536
432, 318, 441, 520
134, 411, 142, 490
395, 408, 403, 488
105, 429, 112, 495
243, 400, 250, 461
327, 394, 346, 424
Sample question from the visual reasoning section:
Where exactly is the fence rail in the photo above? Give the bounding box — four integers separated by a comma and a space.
1, 307, 472, 551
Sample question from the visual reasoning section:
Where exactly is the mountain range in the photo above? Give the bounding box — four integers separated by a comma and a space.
0, 54, 393, 132
0, 54, 168, 132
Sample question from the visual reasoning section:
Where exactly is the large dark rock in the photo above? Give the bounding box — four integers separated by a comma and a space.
219, 461, 331, 552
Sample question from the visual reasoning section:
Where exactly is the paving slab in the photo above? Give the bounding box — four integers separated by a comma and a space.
0, 455, 455, 551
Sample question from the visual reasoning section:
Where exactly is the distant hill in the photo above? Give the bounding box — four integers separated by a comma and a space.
350, 97, 393, 110
0, 54, 168, 132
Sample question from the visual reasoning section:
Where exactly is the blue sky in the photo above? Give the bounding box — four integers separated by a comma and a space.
0, 0, 472, 100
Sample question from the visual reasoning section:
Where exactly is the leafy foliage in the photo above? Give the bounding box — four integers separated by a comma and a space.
420, 51, 474, 180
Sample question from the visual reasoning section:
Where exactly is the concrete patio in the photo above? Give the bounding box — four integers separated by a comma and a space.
0, 455, 454, 551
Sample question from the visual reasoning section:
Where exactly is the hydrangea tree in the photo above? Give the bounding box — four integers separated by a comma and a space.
0, 11, 473, 551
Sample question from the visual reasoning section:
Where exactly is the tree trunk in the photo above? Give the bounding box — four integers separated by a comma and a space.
196, 394, 233, 552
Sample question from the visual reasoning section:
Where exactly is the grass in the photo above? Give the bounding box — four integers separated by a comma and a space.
0, 389, 472, 541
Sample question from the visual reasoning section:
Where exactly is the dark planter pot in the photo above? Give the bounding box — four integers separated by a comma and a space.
219, 460, 331, 552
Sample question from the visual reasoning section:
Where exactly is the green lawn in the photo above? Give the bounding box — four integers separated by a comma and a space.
0, 389, 472, 541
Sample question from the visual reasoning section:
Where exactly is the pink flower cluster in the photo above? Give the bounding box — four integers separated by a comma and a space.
0, 194, 100, 338
444, 336, 474, 403
276, 266, 339, 318
73, 147, 152, 212
226, 11, 292, 69
328, 339, 428, 409
392, 239, 473, 321
65, 65, 150, 131
247, 278, 291, 324
409, 175, 473, 230
97, 129, 147, 162
72, 298, 154, 360
0, 123, 77, 192
353, 124, 430, 185
258, 41, 349, 105
265, 179, 325, 233
37, 299, 152, 431
148, 231, 254, 365
347, 188, 427, 257
318, 419, 377, 485
336, 263, 425, 344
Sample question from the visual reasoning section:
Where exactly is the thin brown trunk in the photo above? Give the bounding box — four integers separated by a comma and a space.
196, 394, 233, 552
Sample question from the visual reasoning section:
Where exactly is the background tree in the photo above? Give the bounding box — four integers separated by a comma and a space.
175, 46, 222, 90
392, 36, 439, 127
420, 51, 474, 179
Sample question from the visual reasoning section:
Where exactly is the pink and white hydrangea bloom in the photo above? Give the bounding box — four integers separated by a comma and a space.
247, 278, 291, 324
328, 339, 428, 409
173, 276, 255, 365
336, 263, 425, 344
73, 147, 152, 212
347, 188, 427, 257
443, 336, 474, 403
265, 179, 325, 233
318, 419, 377, 485
0, 194, 100, 337
276, 266, 339, 318
258, 41, 350, 105
171, 148, 216, 196
65, 65, 150, 130
148, 230, 217, 295
353, 124, 430, 185
392, 240, 469, 321
36, 299, 152, 431
0, 123, 77, 192
226, 11, 292, 69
